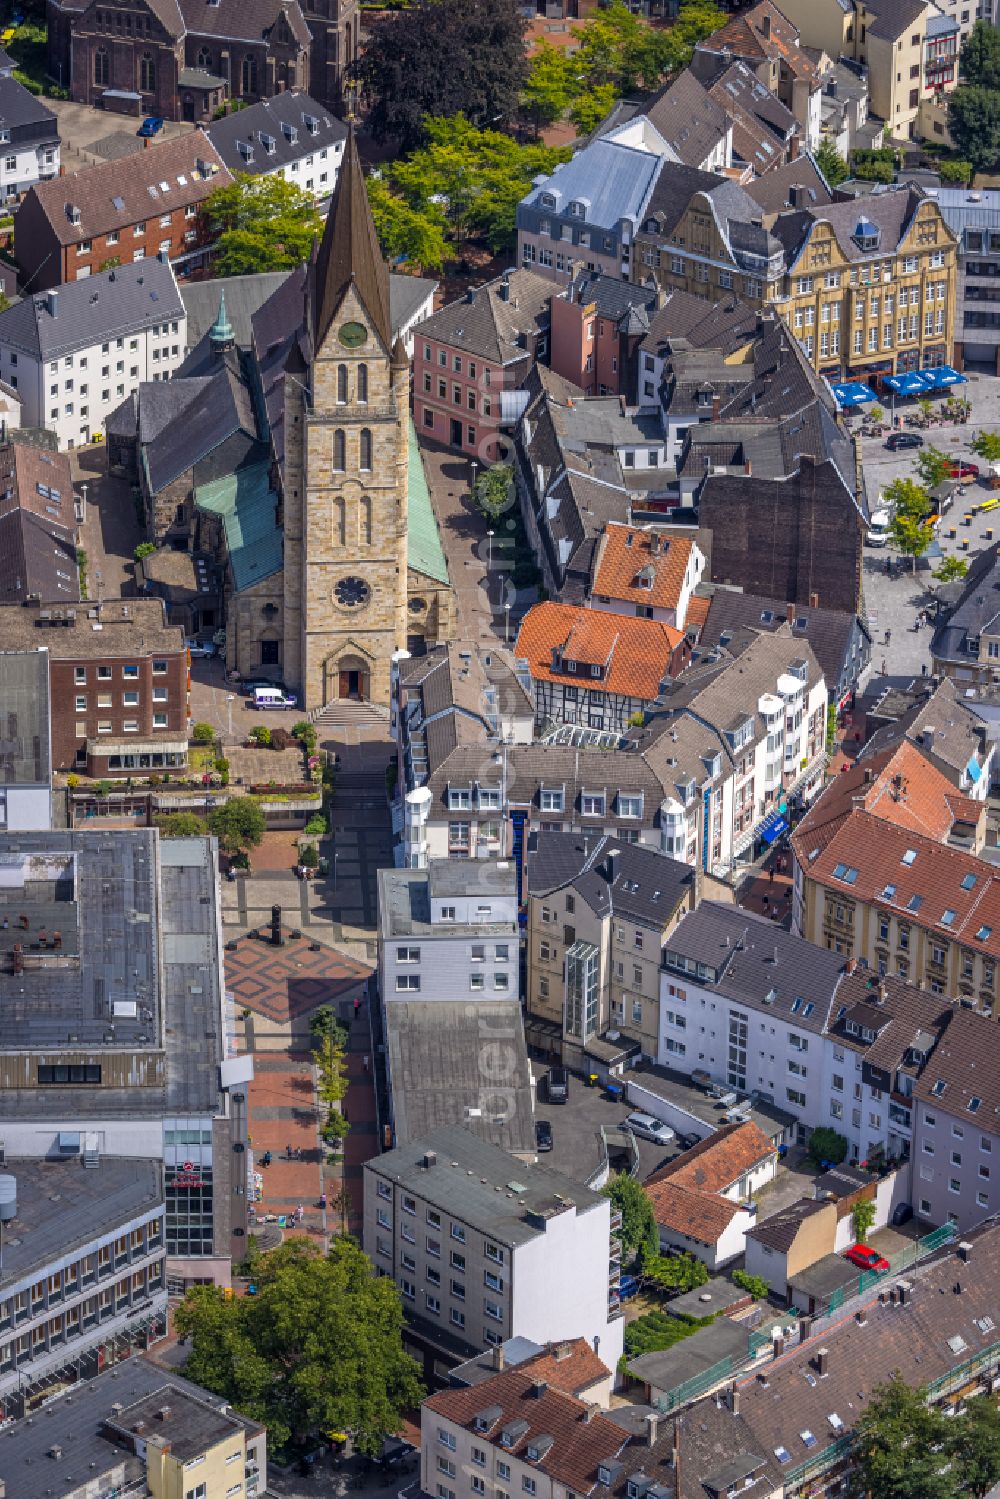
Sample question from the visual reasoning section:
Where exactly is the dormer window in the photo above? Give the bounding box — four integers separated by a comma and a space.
525, 1436, 554, 1462
569, 200, 587, 218
852, 217, 881, 252
540, 193, 556, 208
304, 113, 320, 134
282, 122, 298, 144
67, 203, 81, 225
260, 132, 277, 155
540, 786, 565, 813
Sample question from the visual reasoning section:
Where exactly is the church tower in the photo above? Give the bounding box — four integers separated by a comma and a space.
292, 133, 409, 710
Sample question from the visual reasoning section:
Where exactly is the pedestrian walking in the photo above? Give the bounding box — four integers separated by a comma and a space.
362, 1055, 370, 1074
768, 865, 775, 885
762, 894, 769, 914
353, 996, 361, 1019
884, 628, 892, 646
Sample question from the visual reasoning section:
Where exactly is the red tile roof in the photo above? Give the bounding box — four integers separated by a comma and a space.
644, 1178, 743, 1246
591, 524, 696, 613
644, 1123, 776, 1247
515, 602, 685, 702
515, 1340, 611, 1397
685, 595, 711, 633
424, 1368, 628, 1493
701, 0, 818, 82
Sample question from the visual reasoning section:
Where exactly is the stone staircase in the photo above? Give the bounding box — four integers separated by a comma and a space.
309, 698, 390, 730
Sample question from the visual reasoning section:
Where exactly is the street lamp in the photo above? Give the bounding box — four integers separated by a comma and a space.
226, 694, 234, 740
487, 529, 494, 575
470, 459, 478, 496
504, 600, 511, 645
333, 849, 339, 891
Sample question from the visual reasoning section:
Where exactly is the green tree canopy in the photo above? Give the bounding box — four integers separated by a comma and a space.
948, 85, 1000, 173
522, 40, 577, 129
915, 444, 954, 489
570, 84, 618, 137
851, 1196, 876, 1244
174, 1238, 424, 1452
815, 138, 850, 186
850, 1376, 1000, 1499
208, 798, 266, 857
972, 430, 1000, 462
933, 554, 970, 582
885, 477, 933, 571
205, 174, 323, 276
807, 1126, 848, 1167
475, 464, 515, 521
356, 0, 528, 151
156, 812, 209, 838
601, 1172, 659, 1261
367, 174, 449, 272
961, 18, 1000, 91
949, 1396, 1000, 1498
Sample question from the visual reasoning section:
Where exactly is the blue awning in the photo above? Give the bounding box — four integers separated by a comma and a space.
759, 812, 789, 844
883, 372, 927, 396
967, 756, 983, 784
832, 381, 877, 407
917, 365, 967, 389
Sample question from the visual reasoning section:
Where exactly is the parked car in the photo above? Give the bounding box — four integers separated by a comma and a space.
947, 459, 980, 480
251, 685, 298, 710
184, 638, 217, 658
546, 1066, 569, 1104
675, 1132, 702, 1151
885, 432, 923, 451
866, 508, 891, 546
622, 1112, 675, 1146
845, 1243, 890, 1273
138, 116, 165, 137
535, 1119, 553, 1152
691, 1069, 714, 1093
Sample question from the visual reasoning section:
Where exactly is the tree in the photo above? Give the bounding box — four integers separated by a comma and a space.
367, 174, 449, 272
807, 1127, 848, 1168
915, 444, 954, 489
601, 1172, 658, 1262
851, 1196, 876, 1244
205, 174, 323, 277
309, 1006, 348, 1051
208, 798, 266, 858
885, 476, 933, 572
570, 84, 617, 137
639, 1252, 709, 1291
961, 18, 1000, 91
522, 41, 577, 130
157, 811, 209, 837
174, 1238, 424, 1452
850, 1376, 954, 1499
948, 86, 1000, 173
475, 463, 515, 522
815, 138, 850, 186
948, 1396, 1000, 1498
939, 158, 973, 185
356, 0, 528, 151
933, 554, 969, 582
972, 430, 1000, 463
731, 1270, 769, 1299
191, 722, 216, 744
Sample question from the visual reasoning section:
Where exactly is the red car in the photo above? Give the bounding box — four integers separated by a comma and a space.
947, 459, 980, 481
845, 1243, 890, 1273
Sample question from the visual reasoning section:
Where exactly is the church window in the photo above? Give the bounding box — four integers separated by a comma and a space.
94, 47, 109, 85
333, 429, 346, 471
361, 495, 373, 546
197, 46, 213, 69
337, 363, 348, 403
139, 52, 155, 93
335, 576, 371, 609
242, 56, 259, 95
359, 428, 372, 471
357, 363, 368, 404
260, 640, 280, 666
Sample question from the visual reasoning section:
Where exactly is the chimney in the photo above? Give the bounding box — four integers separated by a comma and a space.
786, 603, 795, 623
815, 1347, 829, 1377
809, 592, 819, 608
646, 1412, 659, 1448
499, 274, 512, 303
958, 1241, 973, 1263
492, 1342, 505, 1372
863, 767, 873, 785
761, 12, 771, 38
772, 1333, 784, 1360
605, 848, 620, 885
270, 905, 282, 946
711, 393, 721, 420
729, 1385, 740, 1415
422, 1150, 437, 1169
583, 1406, 596, 1424
798, 1316, 812, 1343
856, 1307, 867, 1326
46, 289, 58, 318
896, 1281, 911, 1306
156, 1405, 171, 1421
531, 1380, 548, 1399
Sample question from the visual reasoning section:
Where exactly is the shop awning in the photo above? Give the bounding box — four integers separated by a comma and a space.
918, 365, 967, 389
759, 811, 789, 844
883, 372, 927, 396
832, 381, 877, 407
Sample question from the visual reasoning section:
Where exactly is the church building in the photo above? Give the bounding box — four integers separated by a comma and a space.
111, 135, 453, 710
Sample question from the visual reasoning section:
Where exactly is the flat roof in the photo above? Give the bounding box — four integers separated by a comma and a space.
1, 831, 225, 1118
385, 1001, 535, 1156
0, 649, 51, 787
427, 860, 519, 899
0, 1155, 162, 1290
0, 598, 184, 659
628, 1061, 797, 1141
378, 867, 519, 939
367, 1124, 608, 1247
787, 1252, 861, 1304
668, 1277, 750, 1319
627, 1319, 750, 1393
0, 1356, 262, 1499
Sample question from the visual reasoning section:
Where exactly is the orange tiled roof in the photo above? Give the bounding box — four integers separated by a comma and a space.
591, 523, 694, 612
701, 0, 817, 82
643, 1179, 743, 1246
515, 602, 684, 702
803, 810, 1000, 959
792, 741, 985, 863
685, 595, 711, 633
516, 1339, 611, 1396
644, 1122, 776, 1246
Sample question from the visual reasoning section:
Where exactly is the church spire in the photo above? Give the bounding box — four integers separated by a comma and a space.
312, 129, 392, 352
209, 287, 234, 354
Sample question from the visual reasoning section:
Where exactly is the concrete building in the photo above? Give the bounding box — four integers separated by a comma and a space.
0, 649, 52, 829
0, 256, 186, 449
911, 1007, 1000, 1229
548, 274, 659, 400
0, 829, 251, 1291
13, 133, 231, 292
0, 1155, 166, 1423
0, 73, 59, 203
0, 1355, 267, 1498
378, 860, 520, 1005
0, 598, 189, 778
364, 1125, 625, 1381
205, 89, 346, 203
933, 187, 1000, 374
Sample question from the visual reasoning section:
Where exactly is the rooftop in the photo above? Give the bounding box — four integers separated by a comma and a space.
0, 257, 184, 361
448, 1338, 611, 1396
745, 1196, 831, 1252
591, 524, 696, 613
787, 1250, 863, 1304
627, 1318, 751, 1393
0, 1155, 162, 1290
367, 1124, 609, 1244
526, 832, 695, 930
419, 268, 553, 366
205, 89, 346, 178
0, 444, 78, 606
0, 649, 51, 788
912, 1006, 1000, 1122
0, 597, 184, 659
516, 601, 684, 702
521, 137, 664, 232
644, 1122, 776, 1244
379, 865, 519, 940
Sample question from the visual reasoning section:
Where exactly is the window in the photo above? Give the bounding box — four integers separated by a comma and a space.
451, 1224, 466, 1243
395, 974, 420, 992
94, 46, 109, 84
337, 364, 348, 403
358, 364, 368, 403
333, 429, 345, 471
359, 429, 372, 471
139, 52, 155, 91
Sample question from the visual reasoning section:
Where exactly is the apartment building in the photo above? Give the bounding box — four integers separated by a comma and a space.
911, 1008, 1000, 1229
0, 1357, 267, 1499
548, 273, 660, 400
413, 269, 553, 460
860, 674, 994, 801
364, 1126, 625, 1379
525, 833, 700, 1067
0, 597, 189, 777
378, 859, 520, 1004
0, 255, 186, 449
0, 443, 77, 607
205, 90, 346, 203
0, 1156, 167, 1423
589, 525, 707, 632
0, 73, 59, 202
935, 187, 1000, 374
13, 132, 231, 292
691, 1, 823, 149
515, 602, 689, 736
931, 541, 1000, 683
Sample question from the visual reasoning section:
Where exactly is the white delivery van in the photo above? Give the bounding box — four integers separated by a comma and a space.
251, 686, 298, 710
866, 508, 891, 546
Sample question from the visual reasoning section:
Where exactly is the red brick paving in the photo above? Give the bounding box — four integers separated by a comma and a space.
248, 831, 302, 873
225, 925, 368, 1025
247, 1050, 329, 1242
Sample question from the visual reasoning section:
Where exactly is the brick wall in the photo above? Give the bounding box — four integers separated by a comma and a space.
51, 650, 189, 772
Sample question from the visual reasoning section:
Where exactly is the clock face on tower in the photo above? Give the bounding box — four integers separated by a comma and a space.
334, 575, 371, 610
338, 321, 368, 349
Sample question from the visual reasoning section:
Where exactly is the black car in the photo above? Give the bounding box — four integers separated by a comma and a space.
675, 1132, 701, 1151
546, 1066, 569, 1103
885, 432, 924, 451
535, 1119, 553, 1152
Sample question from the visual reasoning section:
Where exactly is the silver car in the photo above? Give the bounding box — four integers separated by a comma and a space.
623, 1112, 675, 1146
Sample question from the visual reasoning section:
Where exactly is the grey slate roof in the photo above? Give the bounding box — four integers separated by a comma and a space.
558, 271, 659, 331
743, 152, 831, 215
142, 352, 260, 493
0, 256, 184, 361
180, 0, 311, 46
744, 1196, 829, 1251
205, 89, 346, 176
0, 443, 78, 605
419, 268, 552, 365
526, 831, 695, 927
698, 588, 869, 699
367, 1123, 609, 1244
862, 675, 987, 778
522, 138, 664, 230
0, 648, 50, 787
0, 72, 59, 134
931, 540, 1000, 668
662, 900, 846, 1032
863, 0, 926, 41
643, 70, 731, 169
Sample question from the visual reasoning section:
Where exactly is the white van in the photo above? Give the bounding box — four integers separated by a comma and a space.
251, 686, 298, 711
866, 508, 891, 546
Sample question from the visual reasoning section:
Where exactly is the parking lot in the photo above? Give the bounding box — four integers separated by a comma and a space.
532, 1062, 688, 1185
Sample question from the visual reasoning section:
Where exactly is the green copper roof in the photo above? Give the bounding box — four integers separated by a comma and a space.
209, 287, 234, 347
407, 420, 450, 587
195, 460, 283, 593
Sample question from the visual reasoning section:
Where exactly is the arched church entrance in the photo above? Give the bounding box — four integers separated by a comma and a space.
326, 653, 370, 702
